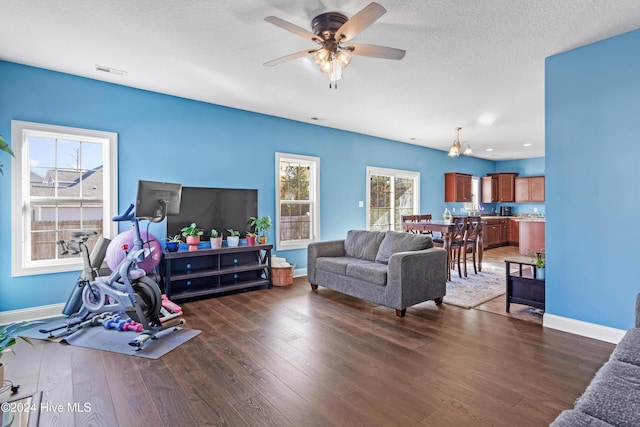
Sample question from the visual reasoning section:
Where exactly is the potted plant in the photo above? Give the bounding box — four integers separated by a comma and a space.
226, 229, 240, 247
0, 134, 14, 176
250, 215, 272, 244
210, 229, 223, 249
181, 223, 204, 246
1, 322, 35, 385
164, 234, 183, 252
245, 231, 258, 246
529, 249, 546, 280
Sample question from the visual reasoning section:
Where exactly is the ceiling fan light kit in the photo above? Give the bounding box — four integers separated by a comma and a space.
448, 127, 473, 157
264, 2, 406, 89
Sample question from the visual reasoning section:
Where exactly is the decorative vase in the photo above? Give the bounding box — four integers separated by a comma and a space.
166, 242, 179, 252
227, 236, 239, 247
259, 235, 267, 244
536, 267, 545, 280
186, 236, 200, 246
210, 237, 223, 249
246, 235, 256, 246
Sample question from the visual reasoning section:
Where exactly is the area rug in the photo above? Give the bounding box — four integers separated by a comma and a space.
443, 265, 506, 309
18, 317, 200, 359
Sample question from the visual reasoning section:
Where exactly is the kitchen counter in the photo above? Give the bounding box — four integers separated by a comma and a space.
519, 220, 545, 255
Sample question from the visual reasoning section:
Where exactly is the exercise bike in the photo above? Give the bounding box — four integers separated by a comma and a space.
41, 203, 181, 349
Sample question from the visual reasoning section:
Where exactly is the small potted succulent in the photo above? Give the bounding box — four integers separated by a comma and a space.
181, 223, 204, 246
164, 234, 183, 252
529, 249, 546, 280
245, 231, 258, 246
210, 229, 223, 249
250, 215, 272, 244
226, 229, 240, 247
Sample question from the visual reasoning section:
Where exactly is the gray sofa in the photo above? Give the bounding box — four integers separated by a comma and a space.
550, 293, 640, 426
307, 230, 447, 317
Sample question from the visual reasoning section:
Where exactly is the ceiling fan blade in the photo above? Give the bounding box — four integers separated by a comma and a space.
346, 44, 406, 60
265, 16, 322, 44
263, 49, 315, 67
335, 2, 386, 42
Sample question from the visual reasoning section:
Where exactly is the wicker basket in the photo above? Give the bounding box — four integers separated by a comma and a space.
272, 264, 294, 286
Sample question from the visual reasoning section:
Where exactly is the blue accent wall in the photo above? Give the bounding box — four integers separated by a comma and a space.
546, 29, 640, 329
0, 60, 498, 311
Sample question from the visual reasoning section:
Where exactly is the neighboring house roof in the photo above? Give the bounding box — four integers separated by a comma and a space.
31, 166, 103, 198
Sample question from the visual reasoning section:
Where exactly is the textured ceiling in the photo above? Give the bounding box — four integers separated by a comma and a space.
2, 1, 640, 159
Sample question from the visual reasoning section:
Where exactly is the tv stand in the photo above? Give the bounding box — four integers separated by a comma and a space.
161, 244, 272, 301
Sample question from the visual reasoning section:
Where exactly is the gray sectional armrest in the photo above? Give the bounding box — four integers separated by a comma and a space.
387, 247, 448, 307
307, 239, 346, 283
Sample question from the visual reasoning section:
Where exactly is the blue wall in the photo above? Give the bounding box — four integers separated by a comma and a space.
0, 60, 498, 311
546, 29, 640, 329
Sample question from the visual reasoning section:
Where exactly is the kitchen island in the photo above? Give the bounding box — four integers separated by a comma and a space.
517, 218, 545, 255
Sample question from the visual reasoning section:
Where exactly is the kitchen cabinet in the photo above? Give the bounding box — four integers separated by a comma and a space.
483, 217, 508, 248
487, 173, 518, 202
481, 176, 498, 203
515, 176, 545, 202
444, 172, 472, 202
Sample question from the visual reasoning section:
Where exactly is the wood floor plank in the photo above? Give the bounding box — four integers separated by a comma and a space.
2, 250, 617, 426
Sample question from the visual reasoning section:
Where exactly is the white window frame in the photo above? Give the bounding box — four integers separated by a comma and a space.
275, 152, 320, 251
366, 166, 420, 231
11, 120, 118, 277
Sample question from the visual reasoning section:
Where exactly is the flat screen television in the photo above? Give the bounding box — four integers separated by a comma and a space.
136, 180, 183, 221
166, 186, 258, 238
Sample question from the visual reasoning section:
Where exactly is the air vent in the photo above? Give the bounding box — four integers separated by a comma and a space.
95, 65, 127, 76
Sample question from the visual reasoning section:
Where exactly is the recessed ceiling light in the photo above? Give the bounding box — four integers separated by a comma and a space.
310, 117, 326, 121
523, 143, 532, 147
486, 148, 494, 152
409, 137, 420, 141
478, 113, 496, 126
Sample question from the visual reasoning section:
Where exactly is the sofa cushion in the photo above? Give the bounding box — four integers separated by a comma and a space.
549, 410, 614, 426
346, 262, 388, 287
344, 230, 386, 261
574, 360, 640, 427
610, 328, 640, 366
316, 256, 371, 276
375, 231, 433, 264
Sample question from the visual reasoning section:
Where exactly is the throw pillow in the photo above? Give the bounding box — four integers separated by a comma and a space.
375, 231, 433, 264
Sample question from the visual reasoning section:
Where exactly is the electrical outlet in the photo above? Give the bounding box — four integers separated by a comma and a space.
534, 208, 538, 213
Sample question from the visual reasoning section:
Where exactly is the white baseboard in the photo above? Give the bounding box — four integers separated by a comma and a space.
0, 303, 65, 325
543, 313, 626, 344
293, 267, 307, 278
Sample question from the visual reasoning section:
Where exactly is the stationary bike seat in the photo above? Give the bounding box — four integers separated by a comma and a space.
112, 203, 136, 222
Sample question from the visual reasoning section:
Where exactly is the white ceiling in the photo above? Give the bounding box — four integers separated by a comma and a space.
2, 1, 640, 160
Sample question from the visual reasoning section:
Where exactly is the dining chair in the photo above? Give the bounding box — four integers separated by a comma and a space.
401, 214, 432, 234
433, 216, 468, 278
461, 216, 483, 276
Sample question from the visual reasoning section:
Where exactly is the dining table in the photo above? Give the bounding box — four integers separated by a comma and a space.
401, 218, 484, 280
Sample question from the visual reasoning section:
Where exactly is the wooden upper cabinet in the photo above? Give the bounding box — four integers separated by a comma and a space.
515, 176, 545, 202
481, 176, 498, 203
487, 173, 518, 202
444, 172, 472, 202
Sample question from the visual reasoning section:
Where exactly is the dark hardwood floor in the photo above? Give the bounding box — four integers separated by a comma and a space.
2, 272, 614, 426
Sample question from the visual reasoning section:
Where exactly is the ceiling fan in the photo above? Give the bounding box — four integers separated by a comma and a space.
263, 2, 406, 88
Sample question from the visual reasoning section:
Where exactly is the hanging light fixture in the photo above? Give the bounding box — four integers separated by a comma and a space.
448, 127, 473, 157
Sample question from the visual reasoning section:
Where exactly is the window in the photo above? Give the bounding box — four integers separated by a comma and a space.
11, 121, 118, 276
366, 167, 420, 231
464, 176, 481, 212
276, 153, 320, 250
